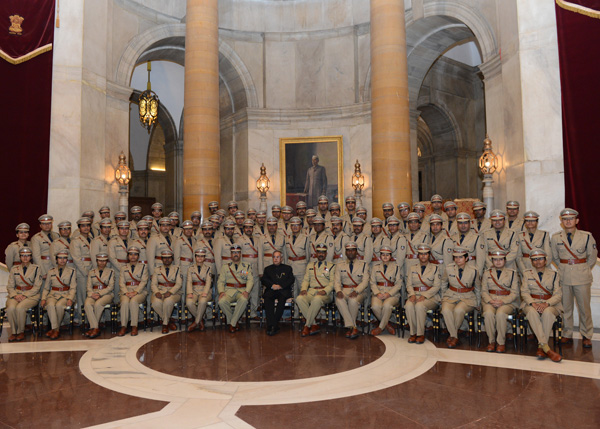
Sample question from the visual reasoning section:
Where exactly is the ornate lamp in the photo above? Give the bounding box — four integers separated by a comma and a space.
351, 159, 365, 206
138, 61, 159, 133
115, 152, 131, 214
478, 134, 498, 214
256, 163, 270, 212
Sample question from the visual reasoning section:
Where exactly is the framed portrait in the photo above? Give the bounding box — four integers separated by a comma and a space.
279, 136, 344, 210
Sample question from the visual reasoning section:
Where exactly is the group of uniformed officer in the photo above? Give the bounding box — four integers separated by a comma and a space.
3, 196, 596, 363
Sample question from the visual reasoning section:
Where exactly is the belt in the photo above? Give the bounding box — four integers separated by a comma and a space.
413, 286, 431, 292
222, 256, 232, 260
206, 258, 215, 263
372, 256, 380, 262
430, 259, 444, 265
489, 289, 510, 295
377, 281, 395, 287
51, 286, 70, 292
288, 256, 306, 261
226, 282, 245, 288
312, 286, 325, 290
162, 282, 176, 287
406, 254, 418, 259
117, 259, 128, 263
125, 281, 140, 286
13, 261, 21, 265
82, 257, 92, 262
180, 257, 193, 262
531, 293, 551, 300
242, 254, 258, 258
93, 285, 107, 290
559, 258, 586, 265
139, 260, 147, 264
41, 256, 50, 260
522, 253, 530, 258
155, 256, 162, 260
342, 284, 356, 288
16, 285, 33, 291
311, 253, 317, 259
192, 280, 206, 286
333, 254, 343, 259
356, 255, 364, 260
264, 253, 273, 257
467, 256, 476, 261
449, 285, 474, 293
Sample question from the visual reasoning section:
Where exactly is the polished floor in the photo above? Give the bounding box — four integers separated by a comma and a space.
0, 321, 599, 428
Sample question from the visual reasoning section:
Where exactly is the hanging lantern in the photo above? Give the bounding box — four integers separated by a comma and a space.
138, 61, 159, 133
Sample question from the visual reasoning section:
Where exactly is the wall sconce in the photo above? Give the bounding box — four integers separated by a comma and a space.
478, 134, 498, 214
115, 151, 131, 214
351, 159, 365, 206
256, 163, 270, 212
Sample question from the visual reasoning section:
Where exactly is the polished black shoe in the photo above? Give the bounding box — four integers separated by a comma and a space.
267, 326, 275, 336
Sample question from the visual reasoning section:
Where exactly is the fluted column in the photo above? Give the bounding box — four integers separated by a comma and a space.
370, 0, 411, 217
183, 0, 220, 219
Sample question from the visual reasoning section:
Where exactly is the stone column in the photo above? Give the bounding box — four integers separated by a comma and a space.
183, 0, 220, 219
370, 0, 411, 217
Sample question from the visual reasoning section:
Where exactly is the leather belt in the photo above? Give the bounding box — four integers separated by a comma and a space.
82, 257, 92, 262
559, 258, 586, 265
222, 256, 232, 260
93, 285, 107, 290
16, 285, 33, 291
264, 253, 273, 257
125, 281, 140, 286
342, 284, 355, 288
522, 253, 530, 258
449, 285, 474, 293
377, 281, 395, 287
489, 289, 510, 295
406, 254, 418, 259
192, 280, 206, 286
531, 293, 551, 300
312, 286, 325, 290
467, 256, 477, 261
117, 259, 128, 263
430, 259, 444, 265
162, 282, 176, 287
226, 282, 245, 288
333, 254, 343, 259
206, 258, 215, 263
41, 256, 50, 260
51, 286, 70, 292
242, 254, 258, 258
356, 255, 364, 260
139, 260, 148, 264
413, 286, 431, 292
288, 256, 306, 261
180, 257, 193, 262
13, 261, 21, 265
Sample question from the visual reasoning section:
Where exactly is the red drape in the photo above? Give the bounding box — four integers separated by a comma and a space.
555, 1, 600, 241
0, 0, 55, 258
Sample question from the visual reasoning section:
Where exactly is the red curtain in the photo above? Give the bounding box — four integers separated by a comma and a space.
0, 0, 55, 257
555, 0, 600, 241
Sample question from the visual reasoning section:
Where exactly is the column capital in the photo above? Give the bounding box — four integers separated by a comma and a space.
478, 53, 502, 81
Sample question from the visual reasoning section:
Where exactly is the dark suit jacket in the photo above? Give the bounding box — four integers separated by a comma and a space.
261, 263, 294, 291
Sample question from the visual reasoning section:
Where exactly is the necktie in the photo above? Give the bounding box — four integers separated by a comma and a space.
477, 221, 481, 231
250, 237, 254, 246
496, 270, 501, 278
529, 233, 534, 242
538, 272, 543, 281
460, 234, 465, 244
349, 261, 353, 273
166, 236, 171, 246
421, 265, 426, 275
567, 233, 572, 245
48, 233, 53, 243
261, 226, 265, 234
458, 268, 463, 280
131, 265, 135, 272
318, 261, 322, 268
449, 221, 453, 231
188, 238, 193, 247
496, 230, 501, 241
383, 264, 387, 274
99, 270, 103, 277
23, 266, 27, 275
509, 220, 514, 229
59, 268, 63, 277
123, 239, 128, 249
67, 238, 71, 244
87, 237, 91, 244
198, 265, 202, 272
411, 233, 414, 240
208, 239, 212, 247
166, 267, 170, 276
272, 235, 275, 244
431, 235, 436, 244
293, 235, 297, 245
354, 235, 358, 242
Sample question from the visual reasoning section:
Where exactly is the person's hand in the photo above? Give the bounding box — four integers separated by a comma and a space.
66, 299, 73, 307
187, 293, 193, 299
201, 292, 208, 298
40, 299, 47, 308
242, 291, 249, 299
15, 295, 25, 303
377, 293, 385, 300
317, 290, 326, 296
382, 293, 391, 300
92, 293, 100, 300
164, 292, 172, 298
416, 296, 425, 303
218, 292, 225, 300
155, 292, 162, 299
336, 291, 344, 299
272, 284, 282, 290
349, 291, 358, 298
409, 295, 416, 303
299, 290, 307, 296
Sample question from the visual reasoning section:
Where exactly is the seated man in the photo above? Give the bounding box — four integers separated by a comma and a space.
261, 249, 294, 336
85, 252, 115, 338
440, 246, 480, 348
405, 244, 442, 344
370, 246, 402, 336
481, 249, 520, 353
521, 249, 562, 362
151, 250, 182, 334
334, 242, 369, 340
117, 246, 148, 337
41, 249, 76, 340
186, 248, 213, 332
297, 243, 336, 337
217, 244, 254, 333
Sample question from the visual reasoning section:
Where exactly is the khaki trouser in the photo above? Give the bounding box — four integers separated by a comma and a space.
218, 289, 248, 326
120, 292, 147, 327
482, 304, 516, 346
405, 298, 438, 336
6, 297, 38, 335
524, 305, 560, 345
187, 293, 211, 323
45, 296, 70, 330
75, 271, 88, 322
296, 291, 332, 327
562, 283, 593, 339
441, 301, 474, 339
371, 295, 400, 330
152, 294, 182, 325
84, 295, 113, 329
335, 290, 365, 328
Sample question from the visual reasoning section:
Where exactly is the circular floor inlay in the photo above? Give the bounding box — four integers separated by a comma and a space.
136, 325, 386, 382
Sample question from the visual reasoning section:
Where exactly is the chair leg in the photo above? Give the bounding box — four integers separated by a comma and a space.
476, 312, 482, 348
69, 306, 74, 335
556, 315, 563, 355
0, 308, 4, 335
149, 307, 155, 332
512, 311, 518, 350
468, 312, 474, 346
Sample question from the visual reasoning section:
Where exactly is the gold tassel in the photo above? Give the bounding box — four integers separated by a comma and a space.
556, 0, 600, 19
56, 0, 60, 28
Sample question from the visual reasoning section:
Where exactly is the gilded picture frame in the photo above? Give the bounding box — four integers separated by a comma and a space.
279, 136, 344, 211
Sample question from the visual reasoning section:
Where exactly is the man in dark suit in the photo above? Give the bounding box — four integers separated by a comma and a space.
304, 155, 328, 209
261, 250, 295, 335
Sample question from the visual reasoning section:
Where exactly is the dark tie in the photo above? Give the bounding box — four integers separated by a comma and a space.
188, 238, 193, 247
23, 266, 27, 275
99, 270, 103, 277
421, 265, 426, 275
166, 236, 171, 246
538, 272, 543, 281
250, 237, 254, 246
293, 235, 297, 245
431, 235, 436, 244
198, 265, 202, 271
458, 268, 463, 280
272, 235, 275, 244
59, 268, 63, 277
67, 238, 71, 244
496, 270, 501, 278
165, 267, 170, 276
208, 239, 212, 247
529, 233, 534, 242
318, 261, 322, 268
131, 265, 135, 272
47, 233, 53, 243
383, 265, 387, 274
477, 221, 481, 231
123, 239, 128, 249
460, 234, 465, 244
261, 226, 265, 234
235, 264, 238, 271
87, 237, 91, 244
448, 221, 453, 231
496, 231, 501, 241
411, 233, 414, 240
354, 235, 358, 242
567, 233, 572, 246
349, 261, 353, 273
509, 220, 514, 229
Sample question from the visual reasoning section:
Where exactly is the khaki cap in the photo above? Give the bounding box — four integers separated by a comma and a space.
382, 202, 394, 210
151, 203, 163, 210
77, 218, 91, 226
117, 221, 130, 228
58, 221, 72, 229
379, 246, 392, 254
208, 201, 219, 208
429, 214, 443, 224
296, 201, 307, 209
417, 244, 432, 254
290, 217, 302, 225
345, 196, 356, 203
431, 194, 443, 202
127, 246, 140, 254
181, 220, 194, 229
506, 201, 520, 209
313, 216, 325, 224
38, 214, 53, 223
329, 203, 341, 211
195, 248, 207, 256
407, 213, 420, 222
136, 220, 150, 229
318, 195, 329, 203
456, 212, 472, 221
330, 216, 343, 224
315, 243, 327, 251
158, 217, 171, 225
15, 223, 30, 232
387, 216, 400, 225
282, 206, 293, 213
530, 249, 547, 258
490, 210, 506, 220
161, 250, 174, 258
452, 246, 469, 257
227, 201, 238, 208
99, 218, 113, 227
345, 242, 358, 250
243, 219, 255, 227
524, 211, 540, 220
19, 247, 33, 255
370, 217, 383, 227
444, 201, 457, 209
56, 249, 70, 258
352, 217, 365, 225
99, 206, 110, 213
96, 252, 109, 261
397, 202, 410, 210
489, 249, 507, 258
560, 208, 578, 218
191, 211, 202, 218
230, 244, 242, 252
130, 206, 142, 213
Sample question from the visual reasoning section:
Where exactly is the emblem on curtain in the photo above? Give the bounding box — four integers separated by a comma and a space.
9, 14, 23, 35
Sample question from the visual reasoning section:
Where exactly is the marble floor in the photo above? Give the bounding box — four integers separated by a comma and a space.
0, 322, 599, 428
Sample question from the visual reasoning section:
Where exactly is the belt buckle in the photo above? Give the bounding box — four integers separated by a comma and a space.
568, 259, 575, 265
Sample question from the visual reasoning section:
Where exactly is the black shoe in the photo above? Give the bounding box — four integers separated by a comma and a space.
267, 327, 275, 336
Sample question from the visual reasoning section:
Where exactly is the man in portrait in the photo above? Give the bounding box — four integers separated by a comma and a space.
304, 155, 328, 209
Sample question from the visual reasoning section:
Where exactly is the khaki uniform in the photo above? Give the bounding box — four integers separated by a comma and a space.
108, 236, 129, 300
296, 261, 335, 327
6, 264, 42, 334
129, 220, 139, 240
349, 232, 374, 264
49, 238, 75, 269
471, 218, 491, 234
237, 234, 263, 316
195, 236, 217, 275
130, 237, 150, 264
551, 229, 597, 339
404, 230, 428, 275
406, 264, 442, 336
421, 211, 449, 233
174, 235, 196, 287
217, 261, 254, 326
213, 236, 236, 273
389, 232, 408, 273
371, 234, 391, 268
119, 263, 149, 328
253, 224, 267, 239
170, 227, 183, 241
31, 231, 59, 277
331, 232, 350, 265
260, 232, 287, 273
286, 232, 311, 303
278, 221, 292, 240
70, 235, 93, 321
516, 229, 552, 273
481, 268, 520, 346
90, 235, 112, 270
150, 218, 161, 237
370, 262, 402, 330
483, 228, 520, 270
428, 231, 454, 274
507, 217, 525, 232
334, 260, 369, 328
186, 264, 213, 323
42, 267, 76, 330
445, 218, 459, 237
441, 264, 480, 339
308, 231, 334, 263
146, 234, 174, 275
521, 268, 562, 345
4, 240, 30, 271
151, 265, 183, 325
85, 268, 115, 329
451, 231, 486, 274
